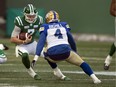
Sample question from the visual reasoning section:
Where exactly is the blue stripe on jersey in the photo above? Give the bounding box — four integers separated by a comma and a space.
47, 44, 71, 55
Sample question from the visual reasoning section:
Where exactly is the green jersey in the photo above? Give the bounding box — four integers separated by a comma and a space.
14, 15, 43, 42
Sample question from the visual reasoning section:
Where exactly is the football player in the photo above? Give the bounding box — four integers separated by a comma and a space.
0, 44, 8, 64
32, 10, 101, 84
104, 0, 116, 70
10, 4, 70, 80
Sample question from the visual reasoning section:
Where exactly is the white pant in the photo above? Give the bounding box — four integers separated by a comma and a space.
15, 41, 37, 57
15, 41, 45, 57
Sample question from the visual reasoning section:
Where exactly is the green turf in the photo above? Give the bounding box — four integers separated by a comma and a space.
0, 38, 115, 87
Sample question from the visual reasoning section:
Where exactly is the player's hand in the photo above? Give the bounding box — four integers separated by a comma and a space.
31, 60, 36, 68
31, 55, 39, 68
3, 44, 9, 50
0, 44, 9, 50
24, 35, 32, 44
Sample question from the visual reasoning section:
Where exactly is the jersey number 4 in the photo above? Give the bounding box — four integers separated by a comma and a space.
54, 29, 63, 39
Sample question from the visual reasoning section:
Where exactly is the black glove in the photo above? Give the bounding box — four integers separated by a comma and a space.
3, 44, 9, 50
31, 60, 36, 68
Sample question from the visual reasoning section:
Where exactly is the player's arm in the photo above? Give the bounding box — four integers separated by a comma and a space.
67, 31, 77, 52
31, 30, 46, 68
10, 26, 25, 44
63, 22, 77, 52
11, 25, 32, 44
33, 26, 47, 60
110, 0, 116, 17
35, 32, 46, 56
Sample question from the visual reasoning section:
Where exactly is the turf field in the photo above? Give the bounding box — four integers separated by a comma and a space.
0, 38, 115, 87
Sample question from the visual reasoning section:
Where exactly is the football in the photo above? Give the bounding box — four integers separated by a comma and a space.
17, 33, 31, 40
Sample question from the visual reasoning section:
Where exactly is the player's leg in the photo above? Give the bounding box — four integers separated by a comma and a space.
104, 42, 116, 70
66, 51, 101, 84
30, 41, 70, 80
40, 46, 70, 80
16, 45, 41, 80
46, 59, 71, 80
0, 44, 8, 64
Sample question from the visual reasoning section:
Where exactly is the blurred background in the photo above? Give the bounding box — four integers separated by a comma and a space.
0, 0, 114, 41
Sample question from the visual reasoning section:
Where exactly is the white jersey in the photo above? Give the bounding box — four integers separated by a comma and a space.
46, 26, 69, 49
36, 22, 76, 56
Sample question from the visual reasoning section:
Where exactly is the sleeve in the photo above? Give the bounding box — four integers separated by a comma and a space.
14, 17, 19, 27
62, 22, 71, 31
11, 25, 21, 37
35, 32, 46, 56
67, 31, 77, 52
65, 24, 71, 31
39, 24, 47, 35
14, 16, 23, 27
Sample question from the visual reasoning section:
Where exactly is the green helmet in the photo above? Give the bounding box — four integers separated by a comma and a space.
23, 4, 38, 23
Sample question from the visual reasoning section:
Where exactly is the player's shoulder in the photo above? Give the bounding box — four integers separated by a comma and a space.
37, 15, 43, 24
59, 22, 67, 25
40, 23, 48, 28
39, 23, 48, 33
14, 16, 24, 26
56, 22, 68, 26
59, 22, 70, 30
37, 15, 43, 20
59, 22, 69, 28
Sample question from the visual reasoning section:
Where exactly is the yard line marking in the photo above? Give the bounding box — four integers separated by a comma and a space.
62, 71, 116, 76
0, 83, 10, 86
39, 70, 116, 76
0, 69, 115, 76
0, 85, 38, 87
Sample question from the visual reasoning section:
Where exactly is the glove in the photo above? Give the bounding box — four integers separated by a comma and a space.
31, 60, 36, 68
31, 55, 39, 68
3, 44, 9, 50
0, 44, 9, 50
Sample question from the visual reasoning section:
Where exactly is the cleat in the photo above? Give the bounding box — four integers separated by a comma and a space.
63, 77, 71, 81
0, 49, 6, 58
104, 63, 109, 70
104, 55, 112, 70
94, 79, 101, 84
34, 74, 41, 80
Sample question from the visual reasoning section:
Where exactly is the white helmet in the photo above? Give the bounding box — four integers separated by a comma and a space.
23, 4, 38, 23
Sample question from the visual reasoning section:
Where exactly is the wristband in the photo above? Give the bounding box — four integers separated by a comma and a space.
34, 55, 39, 61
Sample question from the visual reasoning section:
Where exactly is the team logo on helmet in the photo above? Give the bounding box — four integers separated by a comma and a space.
45, 10, 60, 23
23, 4, 38, 23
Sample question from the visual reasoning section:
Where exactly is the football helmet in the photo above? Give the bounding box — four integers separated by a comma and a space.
45, 10, 60, 23
23, 4, 38, 23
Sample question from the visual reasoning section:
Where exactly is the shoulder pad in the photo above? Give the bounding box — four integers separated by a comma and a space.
15, 16, 24, 26
39, 26, 45, 32
38, 15, 43, 24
